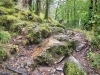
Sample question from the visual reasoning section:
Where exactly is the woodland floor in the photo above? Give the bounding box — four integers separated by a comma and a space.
0, 30, 99, 75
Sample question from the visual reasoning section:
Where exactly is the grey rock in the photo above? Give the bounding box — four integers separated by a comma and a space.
51, 69, 56, 73
68, 56, 85, 71
56, 66, 63, 71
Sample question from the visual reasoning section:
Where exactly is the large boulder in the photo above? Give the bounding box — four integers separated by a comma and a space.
64, 56, 87, 75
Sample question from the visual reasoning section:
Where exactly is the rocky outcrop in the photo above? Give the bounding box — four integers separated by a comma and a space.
33, 37, 76, 66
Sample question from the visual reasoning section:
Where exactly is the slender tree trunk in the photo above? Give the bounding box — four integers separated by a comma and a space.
89, 0, 93, 30
67, 9, 69, 25
73, 0, 76, 25
70, 9, 73, 25
36, 0, 41, 16
44, 0, 50, 19
55, 0, 61, 20
41, 0, 46, 14
28, 0, 32, 7
93, 0, 98, 32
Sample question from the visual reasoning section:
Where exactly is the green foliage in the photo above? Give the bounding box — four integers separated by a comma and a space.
0, 31, 11, 43
0, 46, 7, 61
87, 51, 100, 69
64, 62, 85, 75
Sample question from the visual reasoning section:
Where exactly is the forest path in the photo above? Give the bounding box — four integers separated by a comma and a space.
0, 30, 99, 75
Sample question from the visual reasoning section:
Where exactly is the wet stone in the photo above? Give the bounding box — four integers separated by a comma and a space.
56, 66, 63, 71
51, 69, 56, 73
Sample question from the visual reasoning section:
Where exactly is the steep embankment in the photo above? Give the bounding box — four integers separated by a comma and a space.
0, 29, 99, 75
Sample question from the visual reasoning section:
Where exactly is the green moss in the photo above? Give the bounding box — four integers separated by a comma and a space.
26, 25, 52, 44
0, 0, 14, 8
0, 31, 11, 43
35, 51, 54, 66
0, 15, 17, 30
48, 40, 75, 57
64, 62, 85, 75
0, 47, 7, 61
40, 25, 52, 38
27, 30, 42, 44
87, 51, 100, 69
0, 7, 14, 15
22, 39, 29, 45
10, 21, 27, 33
0, 15, 7, 25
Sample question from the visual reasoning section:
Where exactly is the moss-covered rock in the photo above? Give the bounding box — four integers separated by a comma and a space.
34, 39, 76, 66
50, 27, 65, 35
64, 62, 86, 75
26, 24, 52, 44
10, 21, 27, 33
34, 51, 54, 66
48, 40, 75, 57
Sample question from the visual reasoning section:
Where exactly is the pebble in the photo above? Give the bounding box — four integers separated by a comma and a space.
10, 57, 15, 60
56, 66, 63, 71
48, 69, 50, 72
27, 62, 31, 67
51, 69, 56, 73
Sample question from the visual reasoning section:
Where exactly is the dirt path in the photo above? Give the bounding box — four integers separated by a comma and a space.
0, 30, 99, 75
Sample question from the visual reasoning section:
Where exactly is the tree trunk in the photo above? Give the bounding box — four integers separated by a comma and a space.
93, 0, 98, 32
73, 0, 76, 25
36, 0, 41, 16
28, 0, 32, 7
89, 0, 93, 30
55, 0, 61, 20
18, 0, 28, 10
44, 0, 49, 19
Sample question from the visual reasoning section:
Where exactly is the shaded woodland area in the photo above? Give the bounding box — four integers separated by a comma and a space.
0, 0, 100, 75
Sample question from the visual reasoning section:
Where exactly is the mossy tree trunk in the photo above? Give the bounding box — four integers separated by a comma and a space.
44, 0, 50, 19
36, 0, 41, 16
93, 0, 98, 32
89, 0, 93, 30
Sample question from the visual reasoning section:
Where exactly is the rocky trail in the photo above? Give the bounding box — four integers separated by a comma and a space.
0, 30, 99, 75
